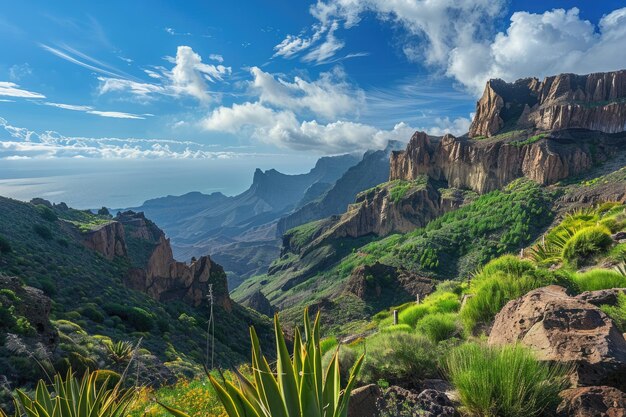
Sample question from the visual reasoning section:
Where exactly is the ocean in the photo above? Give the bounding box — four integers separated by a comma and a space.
0, 156, 319, 209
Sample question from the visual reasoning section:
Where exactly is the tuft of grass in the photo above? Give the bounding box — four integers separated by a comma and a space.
573, 269, 626, 292
320, 336, 339, 355
446, 343, 571, 417
381, 324, 413, 333
562, 225, 613, 267
461, 255, 556, 332
415, 312, 462, 342
397, 292, 460, 328
359, 333, 437, 387
601, 294, 626, 332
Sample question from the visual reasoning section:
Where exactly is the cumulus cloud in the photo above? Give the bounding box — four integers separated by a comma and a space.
249, 66, 364, 120
279, 1, 626, 96
99, 46, 231, 102
0, 117, 236, 159
448, 7, 626, 94
0, 81, 45, 99
201, 101, 467, 153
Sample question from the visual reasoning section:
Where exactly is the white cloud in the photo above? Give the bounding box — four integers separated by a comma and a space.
249, 66, 364, 119
448, 7, 626, 94
9, 63, 32, 81
201, 101, 468, 153
41, 101, 147, 119
209, 54, 224, 63
0, 117, 237, 159
40, 44, 128, 79
43, 102, 93, 111
86, 110, 146, 119
99, 46, 231, 102
0, 81, 45, 98
282, 2, 626, 96
302, 21, 345, 63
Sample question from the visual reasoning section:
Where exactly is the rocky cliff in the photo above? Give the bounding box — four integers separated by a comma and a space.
469, 70, 626, 138
277, 141, 405, 235
390, 130, 623, 194
116, 211, 232, 310
80, 221, 127, 260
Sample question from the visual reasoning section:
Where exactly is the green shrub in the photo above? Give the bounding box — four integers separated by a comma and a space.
562, 225, 613, 266
128, 307, 154, 331
0, 234, 11, 254
601, 294, 626, 332
80, 304, 105, 323
573, 269, 626, 292
415, 313, 462, 342
461, 255, 555, 331
33, 224, 53, 240
381, 324, 413, 333
398, 304, 430, 327
178, 313, 197, 327
320, 336, 339, 355
446, 343, 571, 417
360, 333, 437, 386
322, 345, 358, 384
36, 204, 58, 222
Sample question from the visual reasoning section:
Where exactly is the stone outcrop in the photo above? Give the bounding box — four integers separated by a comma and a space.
119, 211, 229, 306
80, 221, 127, 260
119, 212, 232, 310
576, 288, 626, 307
375, 386, 456, 417
344, 262, 434, 306
244, 290, 276, 317
303, 178, 467, 249
557, 386, 626, 417
348, 384, 381, 417
489, 285, 626, 389
389, 130, 623, 194
0, 275, 58, 349
470, 70, 626, 138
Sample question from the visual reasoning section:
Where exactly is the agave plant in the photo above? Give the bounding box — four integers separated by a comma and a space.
1, 369, 134, 417
161, 308, 364, 417
104, 340, 134, 364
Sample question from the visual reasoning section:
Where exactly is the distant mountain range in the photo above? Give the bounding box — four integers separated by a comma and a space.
125, 143, 406, 289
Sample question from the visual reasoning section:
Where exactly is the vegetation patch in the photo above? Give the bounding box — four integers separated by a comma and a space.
446, 343, 571, 417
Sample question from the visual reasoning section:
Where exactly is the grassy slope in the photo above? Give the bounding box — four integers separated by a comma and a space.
235, 151, 626, 333
0, 197, 271, 379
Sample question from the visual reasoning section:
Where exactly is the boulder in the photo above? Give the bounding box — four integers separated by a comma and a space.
375, 386, 456, 417
557, 386, 626, 417
348, 384, 381, 417
244, 290, 276, 317
576, 289, 626, 307
489, 285, 626, 389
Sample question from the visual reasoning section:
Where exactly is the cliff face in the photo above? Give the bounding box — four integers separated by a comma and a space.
80, 221, 127, 260
117, 211, 232, 310
277, 141, 405, 235
389, 131, 617, 194
292, 178, 468, 253
469, 70, 626, 137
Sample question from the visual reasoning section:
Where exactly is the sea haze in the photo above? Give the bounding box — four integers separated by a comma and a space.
0, 156, 319, 209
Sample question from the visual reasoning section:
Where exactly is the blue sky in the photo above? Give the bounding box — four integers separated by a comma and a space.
1, 0, 626, 162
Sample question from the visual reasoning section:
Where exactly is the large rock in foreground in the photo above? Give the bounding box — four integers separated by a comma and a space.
489, 285, 626, 389
557, 386, 626, 417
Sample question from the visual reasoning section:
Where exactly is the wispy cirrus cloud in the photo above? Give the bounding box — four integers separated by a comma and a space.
0, 117, 236, 159
40, 44, 131, 79
0, 82, 45, 99
41, 101, 148, 119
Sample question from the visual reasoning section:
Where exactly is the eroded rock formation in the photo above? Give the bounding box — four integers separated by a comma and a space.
118, 211, 232, 310
302, 178, 467, 249
344, 262, 434, 306
389, 130, 619, 194
489, 285, 626, 390
469, 70, 626, 138
80, 221, 127, 260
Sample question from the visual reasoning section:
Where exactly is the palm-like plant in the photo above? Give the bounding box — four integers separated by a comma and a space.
104, 340, 134, 365
161, 308, 364, 417
1, 369, 134, 417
